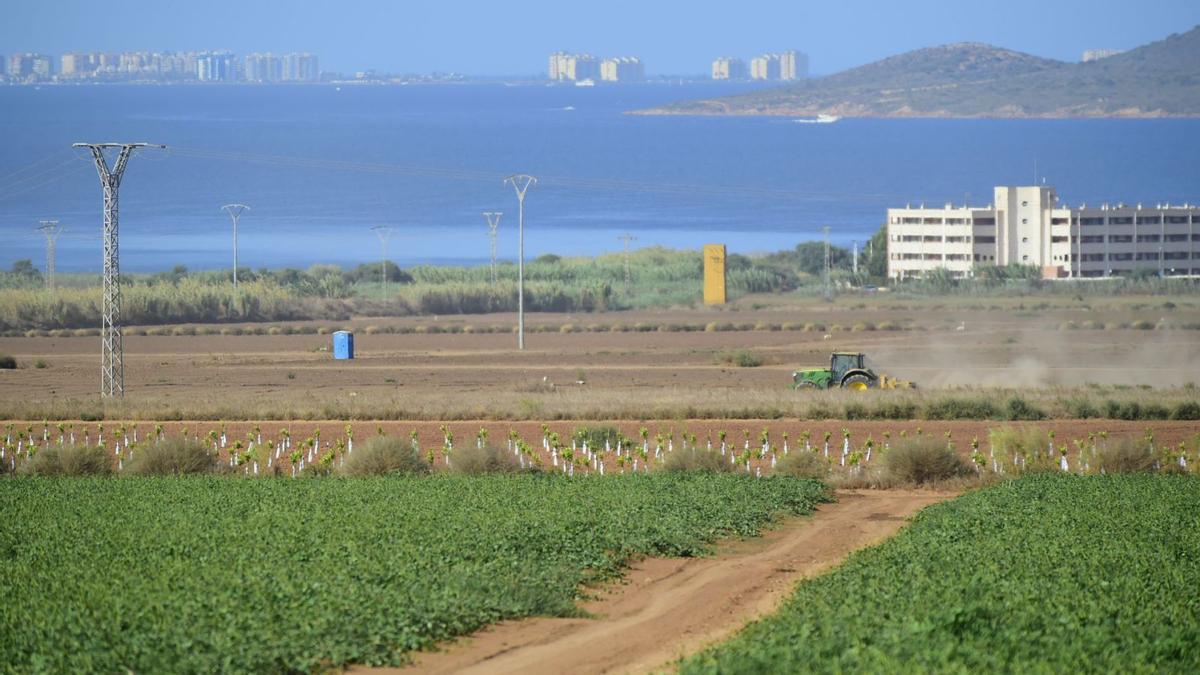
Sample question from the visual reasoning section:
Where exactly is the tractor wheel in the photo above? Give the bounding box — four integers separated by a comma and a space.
842, 374, 876, 391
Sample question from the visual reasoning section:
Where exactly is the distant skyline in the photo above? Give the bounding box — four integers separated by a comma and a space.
2, 0, 1199, 76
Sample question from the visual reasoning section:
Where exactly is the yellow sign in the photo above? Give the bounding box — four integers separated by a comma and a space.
703, 244, 727, 305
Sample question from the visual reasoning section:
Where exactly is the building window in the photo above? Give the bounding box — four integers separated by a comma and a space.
1164, 252, 1189, 261
1021, 218, 1028, 224
902, 217, 921, 224
923, 218, 943, 224
1080, 217, 1105, 226
1109, 235, 1133, 243
976, 236, 996, 244
1021, 201, 1028, 207
1166, 216, 1189, 224
1110, 253, 1133, 261
1022, 255, 1029, 261
1021, 237, 1029, 243
1135, 252, 1161, 261
1136, 234, 1161, 243
1079, 235, 1104, 244
1136, 216, 1162, 225
1051, 236, 1068, 243
974, 218, 996, 226
1110, 217, 1133, 225
1051, 218, 1069, 225
1165, 234, 1188, 242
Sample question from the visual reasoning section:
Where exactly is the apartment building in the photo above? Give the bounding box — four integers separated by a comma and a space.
886, 185, 1200, 280
600, 57, 644, 82
711, 57, 747, 80
548, 52, 600, 81
750, 50, 807, 81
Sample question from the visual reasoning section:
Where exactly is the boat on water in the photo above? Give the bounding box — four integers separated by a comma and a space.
793, 114, 840, 124
575, 78, 596, 87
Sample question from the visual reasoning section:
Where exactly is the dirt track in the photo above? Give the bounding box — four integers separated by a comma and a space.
390, 490, 951, 675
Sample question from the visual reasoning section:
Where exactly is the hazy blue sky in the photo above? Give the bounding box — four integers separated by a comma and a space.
3, 0, 1199, 75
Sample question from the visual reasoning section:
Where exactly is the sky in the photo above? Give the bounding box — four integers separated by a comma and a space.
2, 0, 1199, 76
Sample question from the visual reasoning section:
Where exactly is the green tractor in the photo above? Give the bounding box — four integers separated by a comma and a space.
792, 352, 915, 391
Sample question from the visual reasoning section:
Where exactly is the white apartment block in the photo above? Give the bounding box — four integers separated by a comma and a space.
1082, 48, 1123, 62
548, 52, 600, 81
750, 50, 807, 81
600, 57, 644, 82
712, 57, 747, 80
887, 186, 1200, 280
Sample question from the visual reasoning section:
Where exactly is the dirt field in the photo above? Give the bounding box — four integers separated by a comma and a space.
1, 297, 1198, 421
386, 490, 954, 675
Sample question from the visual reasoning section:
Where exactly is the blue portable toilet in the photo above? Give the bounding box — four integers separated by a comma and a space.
332, 331, 354, 360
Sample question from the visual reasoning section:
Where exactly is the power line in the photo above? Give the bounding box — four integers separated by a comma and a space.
74, 142, 165, 398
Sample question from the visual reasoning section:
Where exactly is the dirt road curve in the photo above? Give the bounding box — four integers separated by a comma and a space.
391, 490, 952, 675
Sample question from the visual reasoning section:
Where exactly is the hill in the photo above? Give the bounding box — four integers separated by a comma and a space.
638, 26, 1200, 118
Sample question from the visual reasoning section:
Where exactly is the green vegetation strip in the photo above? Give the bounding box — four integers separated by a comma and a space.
683, 474, 1200, 674
0, 474, 827, 672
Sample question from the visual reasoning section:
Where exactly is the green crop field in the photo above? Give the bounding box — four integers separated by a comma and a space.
682, 474, 1200, 674
0, 474, 827, 673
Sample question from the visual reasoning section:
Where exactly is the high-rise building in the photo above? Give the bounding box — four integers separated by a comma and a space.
282, 53, 319, 81
778, 50, 808, 80
548, 52, 600, 81
600, 57, 644, 82
751, 51, 809, 81
60, 53, 94, 77
245, 53, 284, 82
711, 57, 748, 80
886, 185, 1200, 280
196, 51, 237, 81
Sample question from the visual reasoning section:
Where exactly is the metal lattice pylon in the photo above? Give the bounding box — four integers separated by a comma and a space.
74, 142, 162, 398
37, 220, 62, 291
483, 212, 502, 284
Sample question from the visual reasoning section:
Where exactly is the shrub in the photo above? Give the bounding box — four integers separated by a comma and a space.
0, 354, 15, 369
663, 448, 734, 474
559, 324, 575, 334
1171, 401, 1200, 421
850, 321, 875, 332
923, 397, 999, 420
716, 349, 763, 368
33, 359, 47, 369
124, 438, 219, 475
19, 444, 112, 476
874, 401, 919, 419
1003, 396, 1046, 421
881, 437, 970, 485
843, 403, 870, 420
449, 445, 521, 475
364, 325, 381, 335
1060, 398, 1096, 418
774, 451, 829, 479
340, 436, 431, 476
1093, 437, 1156, 474
1130, 319, 1154, 330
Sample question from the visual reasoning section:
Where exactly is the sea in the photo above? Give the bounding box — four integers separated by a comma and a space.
1, 83, 1198, 273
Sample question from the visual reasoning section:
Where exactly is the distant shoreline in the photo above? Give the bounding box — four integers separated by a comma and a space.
630, 107, 1199, 120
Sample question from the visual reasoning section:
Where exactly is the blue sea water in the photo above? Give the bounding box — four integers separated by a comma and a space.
0, 83, 1197, 273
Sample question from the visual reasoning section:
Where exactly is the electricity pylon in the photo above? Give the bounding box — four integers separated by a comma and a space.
504, 175, 537, 350
822, 225, 832, 302
221, 204, 250, 293
618, 233, 637, 289
37, 220, 62, 291
372, 225, 394, 297
483, 212, 502, 284
74, 142, 164, 398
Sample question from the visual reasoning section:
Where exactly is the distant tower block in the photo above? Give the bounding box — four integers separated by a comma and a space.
703, 244, 727, 305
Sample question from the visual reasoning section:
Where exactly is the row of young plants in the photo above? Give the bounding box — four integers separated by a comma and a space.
3, 421, 1197, 484
681, 473, 1200, 673
0, 473, 828, 672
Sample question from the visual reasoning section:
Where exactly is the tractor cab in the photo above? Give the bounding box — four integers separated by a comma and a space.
830, 352, 866, 383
